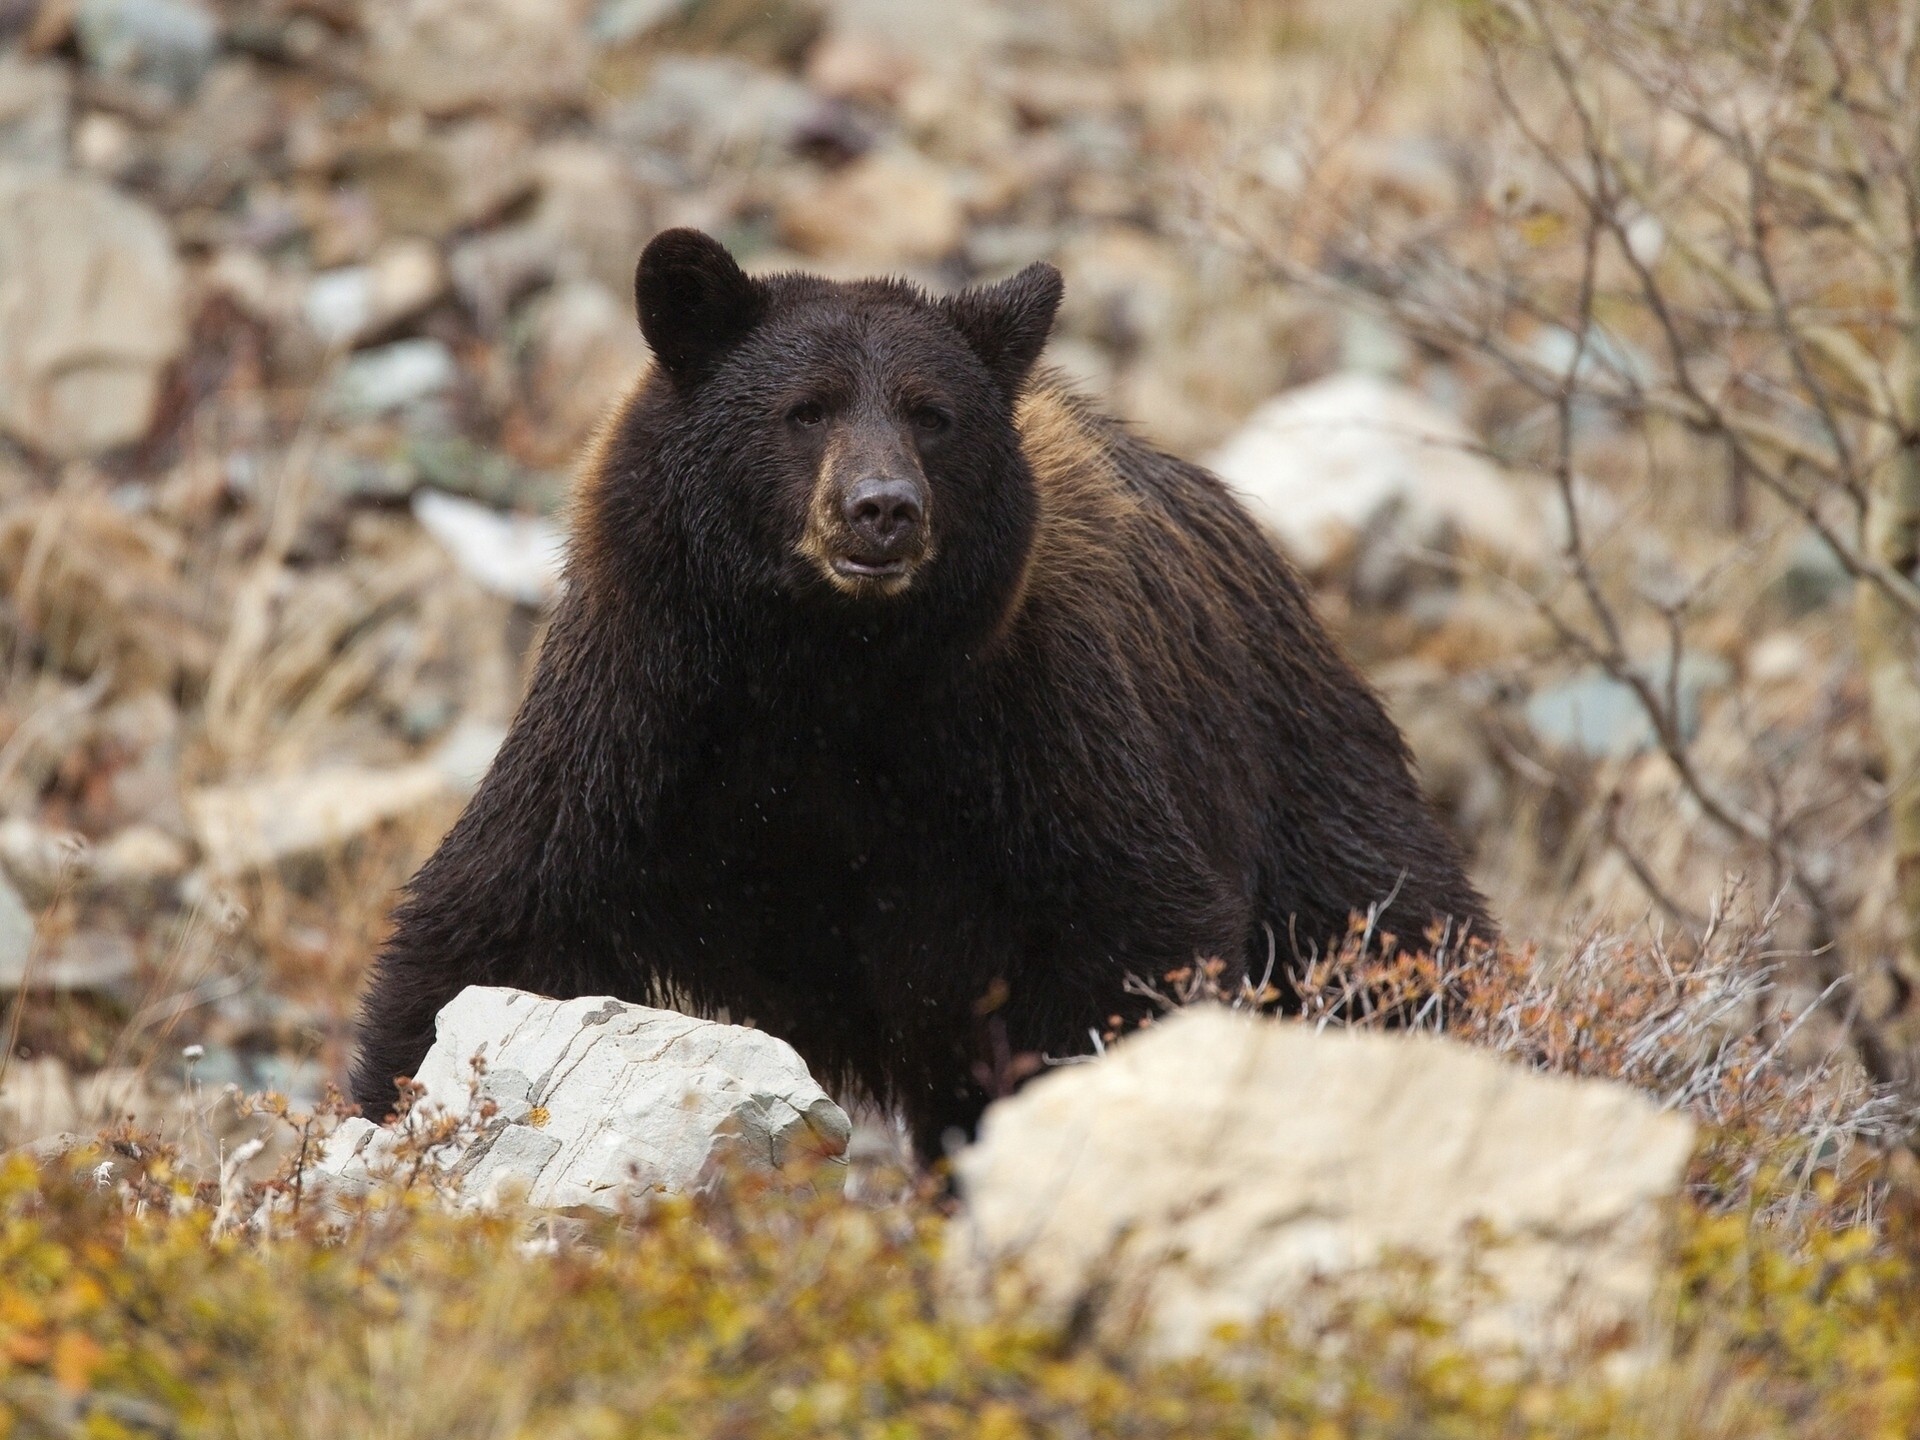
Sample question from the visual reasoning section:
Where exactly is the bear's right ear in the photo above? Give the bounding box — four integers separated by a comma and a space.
634, 229, 765, 386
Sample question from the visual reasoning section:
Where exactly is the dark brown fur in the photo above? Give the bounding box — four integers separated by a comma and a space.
352, 231, 1490, 1158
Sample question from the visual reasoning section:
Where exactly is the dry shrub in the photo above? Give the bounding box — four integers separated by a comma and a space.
1292, 904, 1907, 1226
0, 488, 219, 691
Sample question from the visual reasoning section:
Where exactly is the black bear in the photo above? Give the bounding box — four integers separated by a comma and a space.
352, 228, 1490, 1158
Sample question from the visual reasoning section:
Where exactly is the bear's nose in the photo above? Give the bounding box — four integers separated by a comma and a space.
842, 476, 926, 554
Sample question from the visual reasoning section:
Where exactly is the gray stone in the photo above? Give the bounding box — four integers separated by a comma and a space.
1525, 654, 1731, 760
75, 0, 221, 102
0, 871, 35, 989
591, 0, 691, 44
315, 988, 851, 1212
1770, 530, 1851, 615
0, 173, 186, 459
0, 56, 70, 174
949, 1006, 1696, 1358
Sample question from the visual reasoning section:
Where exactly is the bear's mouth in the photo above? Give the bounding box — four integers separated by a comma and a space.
830, 553, 911, 580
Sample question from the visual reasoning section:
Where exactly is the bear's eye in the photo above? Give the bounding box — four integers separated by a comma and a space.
910, 406, 950, 434
787, 401, 826, 427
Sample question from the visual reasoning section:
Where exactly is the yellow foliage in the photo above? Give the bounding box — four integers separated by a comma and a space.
0, 1138, 1915, 1438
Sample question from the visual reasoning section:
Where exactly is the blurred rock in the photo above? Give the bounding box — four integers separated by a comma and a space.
97, 689, 188, 835
74, 0, 220, 102
0, 55, 70, 173
450, 140, 649, 331
348, 116, 534, 240
186, 720, 503, 874
0, 172, 186, 459
805, 27, 919, 106
0, 818, 90, 907
0, 871, 34, 988
951, 1007, 1696, 1358
412, 489, 565, 605
0, 1058, 161, 1146
1380, 662, 1507, 839
1525, 655, 1731, 760
591, 0, 691, 44
525, 139, 650, 294
1208, 372, 1541, 575
450, 224, 556, 335
89, 823, 190, 904
304, 240, 447, 348
1769, 530, 1851, 615
609, 55, 812, 178
329, 337, 458, 417
364, 0, 593, 116
316, 987, 852, 1211
1748, 631, 1811, 688
158, 57, 279, 205
778, 146, 962, 264
405, 433, 551, 509
1055, 226, 1182, 356
71, 109, 138, 179
0, 929, 139, 992
522, 278, 649, 459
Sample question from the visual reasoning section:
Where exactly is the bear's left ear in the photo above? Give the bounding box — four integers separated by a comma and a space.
939, 262, 1064, 397
635, 228, 766, 386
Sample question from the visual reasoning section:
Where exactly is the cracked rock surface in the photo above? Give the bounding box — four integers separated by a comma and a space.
949, 1006, 1696, 1358
319, 986, 852, 1211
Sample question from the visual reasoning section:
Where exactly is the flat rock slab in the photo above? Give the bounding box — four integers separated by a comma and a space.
949, 1006, 1696, 1357
321, 987, 851, 1212
0, 172, 185, 459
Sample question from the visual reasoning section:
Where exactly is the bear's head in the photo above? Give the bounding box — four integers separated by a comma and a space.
615, 228, 1062, 636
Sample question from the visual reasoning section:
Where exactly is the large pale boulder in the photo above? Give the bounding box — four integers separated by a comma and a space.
949, 1006, 1695, 1357
319, 988, 852, 1211
0, 173, 186, 459
1208, 372, 1541, 575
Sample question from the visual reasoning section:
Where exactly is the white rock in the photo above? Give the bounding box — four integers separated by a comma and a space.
329, 337, 459, 416
1208, 372, 1541, 573
949, 1006, 1696, 1357
186, 721, 502, 874
412, 489, 566, 606
318, 988, 852, 1211
0, 173, 186, 459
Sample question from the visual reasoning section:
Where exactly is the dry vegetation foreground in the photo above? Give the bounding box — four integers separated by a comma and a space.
6, 0, 1920, 1430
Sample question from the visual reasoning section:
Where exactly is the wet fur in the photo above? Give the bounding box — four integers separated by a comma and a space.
352, 253, 1489, 1159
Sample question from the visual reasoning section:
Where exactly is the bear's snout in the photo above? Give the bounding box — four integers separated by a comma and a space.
842, 475, 926, 558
